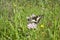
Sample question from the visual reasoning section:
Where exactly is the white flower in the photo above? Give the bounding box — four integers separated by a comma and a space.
27, 23, 37, 29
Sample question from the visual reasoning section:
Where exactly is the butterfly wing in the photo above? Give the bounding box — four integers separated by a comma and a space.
31, 15, 44, 24
36, 15, 44, 23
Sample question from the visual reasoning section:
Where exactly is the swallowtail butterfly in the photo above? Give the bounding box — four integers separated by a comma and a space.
27, 14, 44, 29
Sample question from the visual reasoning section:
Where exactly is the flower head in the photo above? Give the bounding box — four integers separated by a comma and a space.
40, 24, 44, 28
27, 23, 37, 29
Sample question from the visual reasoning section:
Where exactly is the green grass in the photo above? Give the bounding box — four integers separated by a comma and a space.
0, 0, 60, 40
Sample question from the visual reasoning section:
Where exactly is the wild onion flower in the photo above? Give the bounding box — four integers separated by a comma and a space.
27, 23, 37, 29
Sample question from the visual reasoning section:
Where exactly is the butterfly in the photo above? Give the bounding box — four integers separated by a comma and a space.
27, 14, 44, 29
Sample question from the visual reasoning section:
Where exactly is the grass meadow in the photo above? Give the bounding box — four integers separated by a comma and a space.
0, 0, 60, 40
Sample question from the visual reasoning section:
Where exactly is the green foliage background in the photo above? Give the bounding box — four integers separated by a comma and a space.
0, 0, 60, 40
